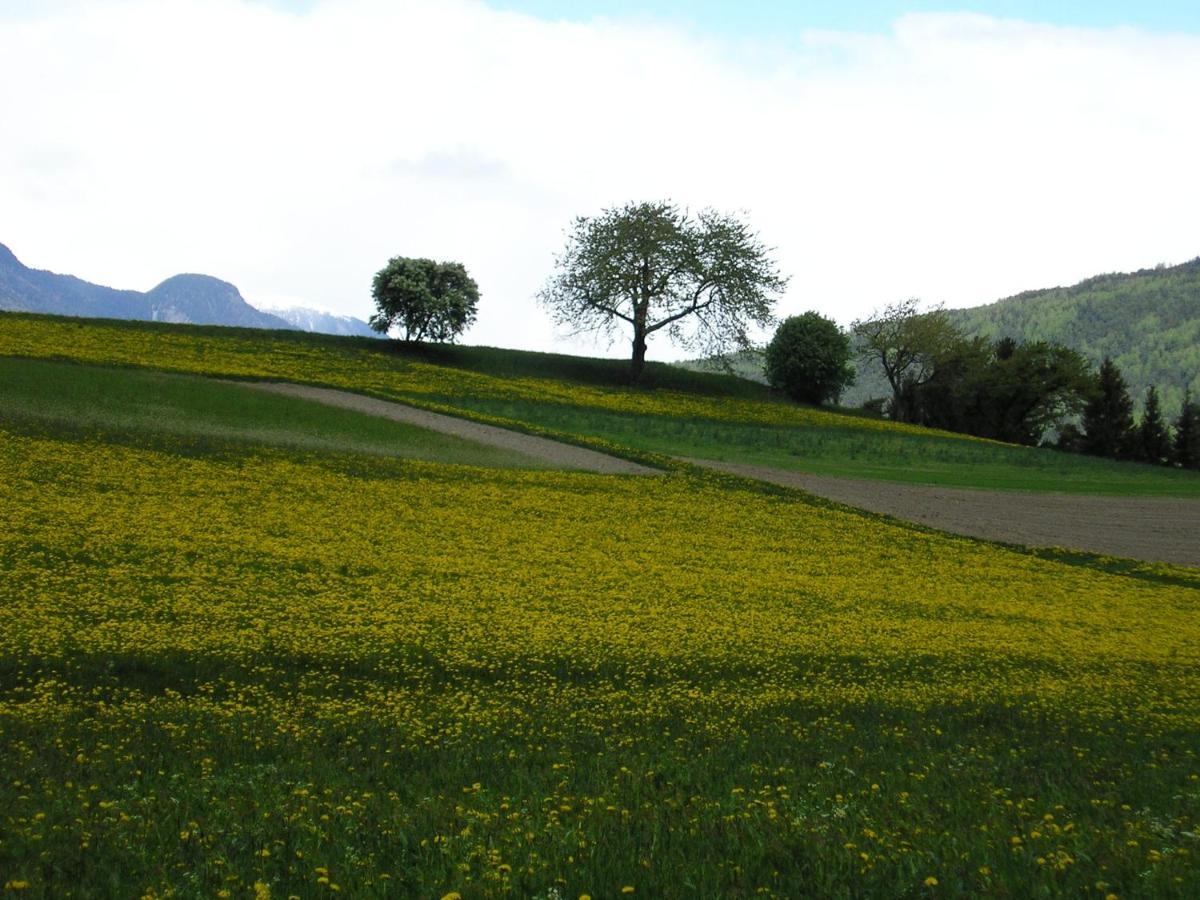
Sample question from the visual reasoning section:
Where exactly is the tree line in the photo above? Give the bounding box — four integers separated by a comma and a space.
848, 300, 1200, 469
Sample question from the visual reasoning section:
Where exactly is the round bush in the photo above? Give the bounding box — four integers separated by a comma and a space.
765, 312, 855, 405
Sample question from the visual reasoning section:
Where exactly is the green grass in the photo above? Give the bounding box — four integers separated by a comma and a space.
4, 311, 1199, 495
0, 311, 771, 398
426, 396, 1200, 496
0, 356, 553, 470
3, 314, 1200, 897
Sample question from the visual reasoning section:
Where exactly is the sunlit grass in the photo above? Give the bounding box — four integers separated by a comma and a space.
2, 312, 1200, 897
2, 419, 1200, 896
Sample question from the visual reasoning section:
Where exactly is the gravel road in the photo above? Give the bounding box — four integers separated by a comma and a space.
236, 381, 659, 475
688, 459, 1200, 567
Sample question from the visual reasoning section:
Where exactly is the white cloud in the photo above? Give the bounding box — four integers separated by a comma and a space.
2, 1, 1198, 360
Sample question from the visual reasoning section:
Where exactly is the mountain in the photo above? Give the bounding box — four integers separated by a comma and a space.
0, 241, 152, 320
946, 258, 1200, 419
259, 304, 379, 338
0, 242, 291, 331
143, 274, 293, 329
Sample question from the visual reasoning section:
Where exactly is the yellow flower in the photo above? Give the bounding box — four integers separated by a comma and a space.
924, 876, 938, 887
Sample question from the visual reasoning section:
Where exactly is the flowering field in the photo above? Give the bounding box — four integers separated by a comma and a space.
2, 315, 1200, 896
0, 314, 965, 437
5, 312, 1198, 495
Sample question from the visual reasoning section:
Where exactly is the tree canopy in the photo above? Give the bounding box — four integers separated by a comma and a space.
850, 299, 963, 422
764, 312, 855, 405
538, 201, 786, 381
913, 337, 1093, 445
369, 257, 479, 343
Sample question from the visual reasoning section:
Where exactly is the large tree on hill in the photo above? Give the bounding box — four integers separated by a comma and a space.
369, 256, 479, 343
538, 201, 786, 382
1081, 357, 1135, 459
850, 298, 963, 422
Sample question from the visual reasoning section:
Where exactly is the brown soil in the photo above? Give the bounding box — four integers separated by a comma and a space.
687, 459, 1200, 568
236, 381, 659, 476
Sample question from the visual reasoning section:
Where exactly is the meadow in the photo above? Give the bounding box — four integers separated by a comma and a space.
0, 356, 548, 470
2, 312, 1200, 897
3, 312, 1199, 495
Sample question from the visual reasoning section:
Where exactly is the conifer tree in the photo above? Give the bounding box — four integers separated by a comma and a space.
1173, 388, 1200, 469
1136, 385, 1171, 465
1081, 357, 1135, 459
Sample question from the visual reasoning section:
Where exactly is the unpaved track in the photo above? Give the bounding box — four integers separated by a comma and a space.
236, 381, 658, 476
230, 381, 1195, 564
688, 459, 1200, 568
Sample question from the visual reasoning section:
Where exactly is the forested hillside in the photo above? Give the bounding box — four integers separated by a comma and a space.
711, 258, 1200, 419
948, 258, 1200, 418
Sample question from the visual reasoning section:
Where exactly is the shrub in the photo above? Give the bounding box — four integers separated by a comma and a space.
764, 312, 854, 405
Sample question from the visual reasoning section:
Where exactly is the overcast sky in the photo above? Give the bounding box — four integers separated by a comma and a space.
2, 0, 1198, 360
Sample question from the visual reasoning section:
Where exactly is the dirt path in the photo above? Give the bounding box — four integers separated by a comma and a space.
688, 459, 1200, 568
238, 382, 659, 476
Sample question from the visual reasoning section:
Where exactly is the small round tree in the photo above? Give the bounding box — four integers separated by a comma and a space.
765, 312, 855, 405
369, 256, 479, 343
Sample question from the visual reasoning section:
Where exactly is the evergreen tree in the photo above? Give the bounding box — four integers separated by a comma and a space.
1174, 388, 1200, 469
1081, 357, 1135, 459
1136, 385, 1171, 465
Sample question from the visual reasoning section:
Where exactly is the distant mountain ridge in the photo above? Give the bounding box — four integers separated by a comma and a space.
258, 304, 378, 338
0, 242, 376, 338
682, 256, 1200, 420
946, 257, 1200, 419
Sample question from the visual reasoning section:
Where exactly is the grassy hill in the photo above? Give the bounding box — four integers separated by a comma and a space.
3, 311, 1197, 495
3, 312, 1200, 896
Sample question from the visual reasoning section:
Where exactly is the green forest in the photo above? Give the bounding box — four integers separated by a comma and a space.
947, 258, 1200, 419
696, 257, 1200, 422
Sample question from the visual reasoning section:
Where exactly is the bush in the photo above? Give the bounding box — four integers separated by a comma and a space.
764, 312, 855, 405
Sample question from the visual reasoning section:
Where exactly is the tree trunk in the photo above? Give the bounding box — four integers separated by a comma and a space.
630, 327, 647, 382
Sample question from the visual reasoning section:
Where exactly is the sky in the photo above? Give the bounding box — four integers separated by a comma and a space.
2, 1, 1198, 361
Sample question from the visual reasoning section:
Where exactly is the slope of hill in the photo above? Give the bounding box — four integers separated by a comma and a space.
3, 311, 1198, 496
3, 313, 1200, 896
947, 258, 1200, 417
